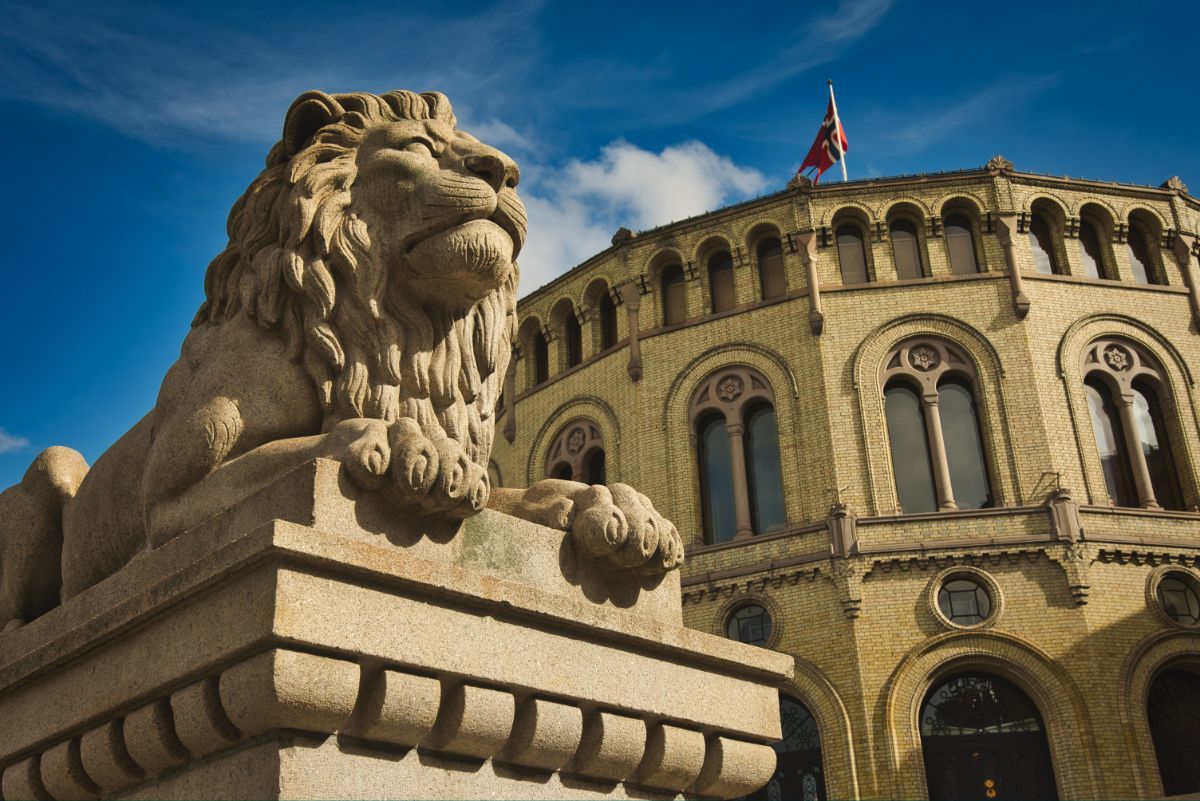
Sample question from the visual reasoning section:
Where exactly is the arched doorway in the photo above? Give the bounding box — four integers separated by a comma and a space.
1147, 668, 1200, 796
920, 673, 1057, 801
746, 694, 826, 801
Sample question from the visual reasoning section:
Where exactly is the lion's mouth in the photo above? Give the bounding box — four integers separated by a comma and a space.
402, 193, 526, 261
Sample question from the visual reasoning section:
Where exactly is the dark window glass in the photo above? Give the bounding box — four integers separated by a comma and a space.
709, 251, 735, 313
487, 462, 503, 489
938, 379, 992, 510
585, 449, 606, 485
921, 674, 1058, 801
890, 219, 924, 280
725, 604, 772, 646
534, 331, 549, 385
757, 237, 786, 299
1028, 214, 1059, 274
1158, 575, 1200, 626
745, 404, 787, 534
1148, 670, 1200, 796
944, 215, 979, 275
937, 578, 993, 625
565, 312, 582, 367
1133, 382, 1183, 510
1079, 220, 1105, 279
598, 292, 618, 349
836, 225, 869, 284
550, 462, 573, 480
699, 414, 736, 544
1127, 226, 1160, 285
1086, 380, 1138, 507
662, 265, 687, 325
885, 383, 937, 513
747, 696, 826, 801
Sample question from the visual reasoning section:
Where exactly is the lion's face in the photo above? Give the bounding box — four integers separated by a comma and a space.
353, 118, 526, 309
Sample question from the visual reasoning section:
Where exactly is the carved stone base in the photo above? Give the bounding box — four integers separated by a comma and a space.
0, 460, 789, 800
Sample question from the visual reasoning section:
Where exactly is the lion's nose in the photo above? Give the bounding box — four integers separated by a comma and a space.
464, 153, 518, 192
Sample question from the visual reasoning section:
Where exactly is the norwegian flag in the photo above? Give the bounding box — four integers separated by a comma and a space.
798, 96, 848, 184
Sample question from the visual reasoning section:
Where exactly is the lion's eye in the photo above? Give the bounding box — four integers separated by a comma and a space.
404, 140, 434, 158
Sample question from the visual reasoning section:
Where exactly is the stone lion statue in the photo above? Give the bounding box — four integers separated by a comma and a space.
0, 90, 682, 631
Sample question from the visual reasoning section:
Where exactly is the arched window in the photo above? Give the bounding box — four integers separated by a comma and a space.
661, 264, 687, 326
1082, 339, 1185, 510
487, 461, 503, 489
747, 695, 826, 801
944, 214, 979, 275
691, 368, 786, 543
1078, 219, 1106, 279
564, 311, 582, 367
890, 218, 924, 280
533, 330, 549, 385
920, 673, 1058, 801
1028, 212, 1060, 274
708, 250, 736, 313
598, 291, 618, 350
545, 420, 605, 483
882, 340, 993, 512
757, 236, 786, 299
1127, 221, 1163, 285
1148, 669, 1200, 797
836, 224, 869, 285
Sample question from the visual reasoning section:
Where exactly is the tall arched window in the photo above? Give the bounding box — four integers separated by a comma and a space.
890, 218, 924, 280
747, 695, 826, 801
1127, 219, 1163, 285
1028, 212, 1060, 274
1078, 219, 1106, 279
1148, 669, 1200, 797
920, 673, 1058, 801
533, 330, 549, 385
708, 250, 735, 313
545, 420, 605, 484
598, 291, 618, 350
944, 214, 980, 275
691, 367, 787, 543
564, 310, 583, 367
757, 237, 786, 300
882, 340, 993, 512
661, 264, 687, 326
836, 224, 869, 285
1082, 339, 1185, 509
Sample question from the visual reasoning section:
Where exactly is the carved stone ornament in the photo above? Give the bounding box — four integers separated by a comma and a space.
717, 376, 745, 402
1103, 344, 1131, 372
567, 429, 586, 454
986, 154, 1014, 173
787, 173, 814, 190
908, 345, 941, 372
0, 89, 684, 634
611, 226, 634, 246
1160, 175, 1189, 194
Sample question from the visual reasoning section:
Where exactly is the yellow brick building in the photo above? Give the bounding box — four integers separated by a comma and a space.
490, 157, 1200, 800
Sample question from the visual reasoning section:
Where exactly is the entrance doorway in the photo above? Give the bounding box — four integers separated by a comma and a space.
1147, 668, 1200, 796
745, 694, 826, 801
920, 673, 1058, 801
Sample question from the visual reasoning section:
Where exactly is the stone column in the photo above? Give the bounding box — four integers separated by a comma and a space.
995, 214, 1031, 318
1116, 393, 1160, 509
920, 393, 958, 510
619, 281, 643, 382
502, 349, 517, 444
1171, 233, 1200, 330
796, 230, 824, 335
725, 422, 755, 539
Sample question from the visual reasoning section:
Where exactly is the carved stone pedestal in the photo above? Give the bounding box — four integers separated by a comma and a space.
0, 460, 789, 800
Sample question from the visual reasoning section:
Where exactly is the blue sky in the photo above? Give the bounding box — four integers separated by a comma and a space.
1, 0, 1197, 487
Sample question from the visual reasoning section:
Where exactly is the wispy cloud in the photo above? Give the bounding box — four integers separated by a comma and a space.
0, 429, 30, 454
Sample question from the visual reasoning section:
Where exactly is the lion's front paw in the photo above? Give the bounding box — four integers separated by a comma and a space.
383, 418, 488, 517
325, 418, 392, 490
572, 483, 683, 573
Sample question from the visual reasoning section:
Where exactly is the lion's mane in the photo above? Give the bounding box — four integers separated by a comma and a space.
194, 91, 517, 468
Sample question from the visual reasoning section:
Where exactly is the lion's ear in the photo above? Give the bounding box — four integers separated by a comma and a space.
282, 91, 345, 160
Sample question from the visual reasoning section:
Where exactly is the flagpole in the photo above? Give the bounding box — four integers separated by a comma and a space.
827, 79, 848, 183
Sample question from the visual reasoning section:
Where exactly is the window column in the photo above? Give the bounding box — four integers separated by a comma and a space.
920, 391, 959, 510
724, 421, 755, 538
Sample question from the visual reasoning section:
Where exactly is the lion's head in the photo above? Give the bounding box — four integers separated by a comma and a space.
195, 89, 524, 470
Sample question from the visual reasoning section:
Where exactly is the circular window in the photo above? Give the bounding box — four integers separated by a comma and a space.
1157, 572, 1200, 627
937, 577, 993, 626
726, 604, 772, 647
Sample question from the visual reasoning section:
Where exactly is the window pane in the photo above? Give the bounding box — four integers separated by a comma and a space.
565, 313, 582, 367
836, 225, 868, 284
699, 415, 736, 543
585, 449, 606, 485
758, 238, 786, 299
745, 404, 787, 534
890, 219, 923, 280
1133, 384, 1183, 510
1029, 215, 1058, 274
1079, 221, 1105, 279
938, 380, 992, 510
944, 216, 978, 275
599, 293, 618, 349
726, 604, 772, 646
747, 696, 826, 801
1127, 227, 1155, 285
550, 462, 573, 480
1086, 381, 1138, 506
709, 251, 735, 313
662, 265, 686, 325
885, 384, 937, 513
534, 332, 549, 384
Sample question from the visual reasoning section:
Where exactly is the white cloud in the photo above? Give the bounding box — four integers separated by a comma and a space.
0, 429, 30, 454
518, 140, 768, 294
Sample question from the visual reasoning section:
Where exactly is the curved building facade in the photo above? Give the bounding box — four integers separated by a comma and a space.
491, 158, 1200, 799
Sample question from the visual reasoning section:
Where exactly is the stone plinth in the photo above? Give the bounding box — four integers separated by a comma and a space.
0, 460, 790, 800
